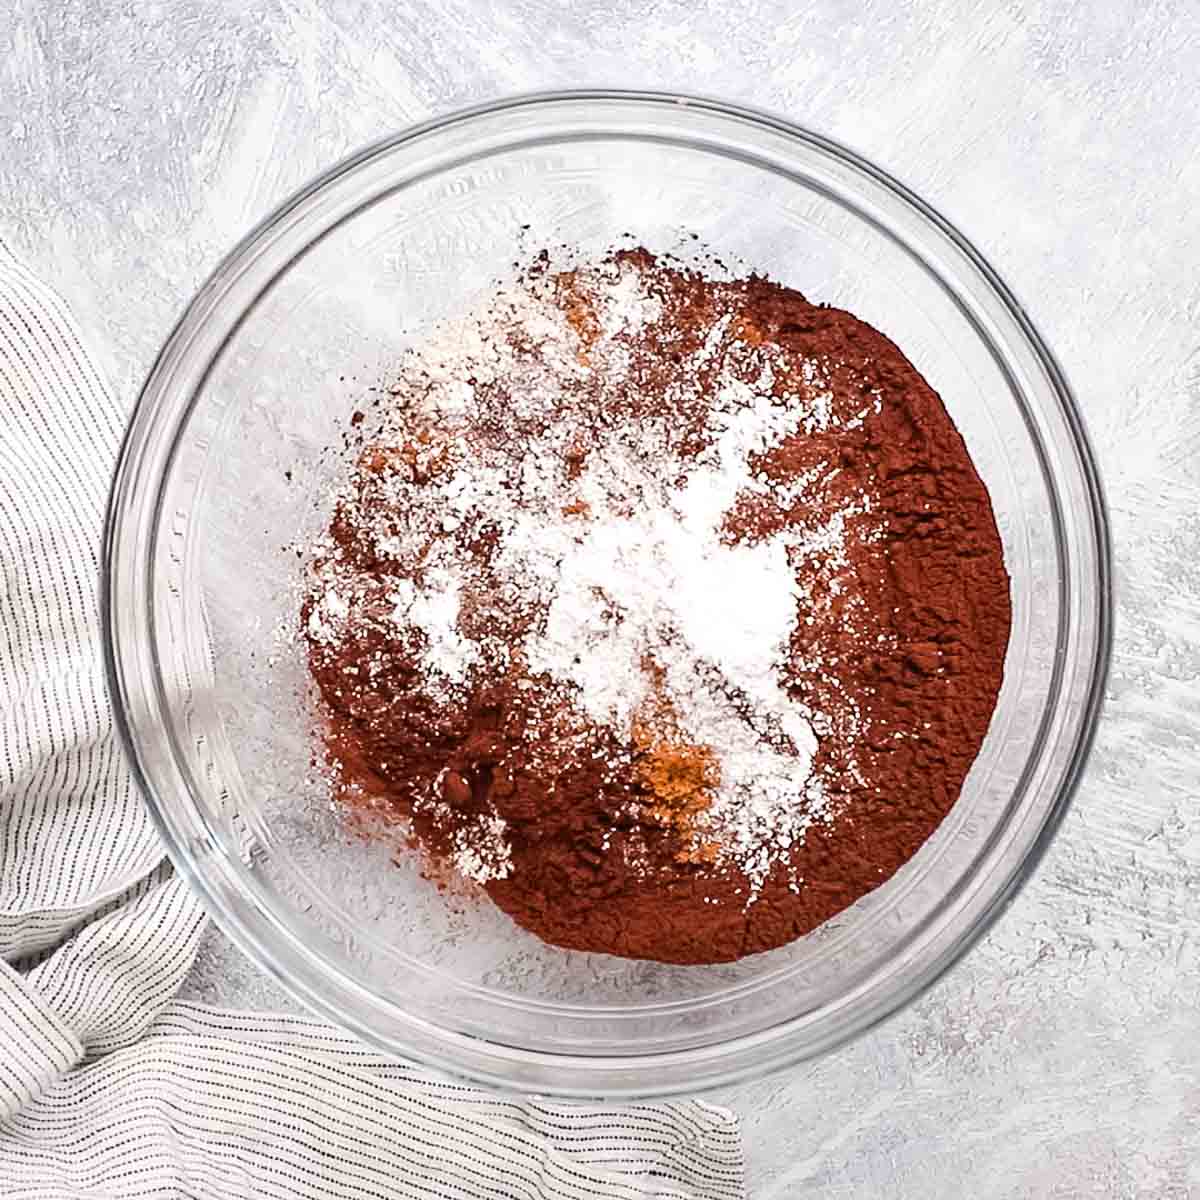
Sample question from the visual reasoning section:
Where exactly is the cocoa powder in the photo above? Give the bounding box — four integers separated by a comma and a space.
301, 249, 1011, 964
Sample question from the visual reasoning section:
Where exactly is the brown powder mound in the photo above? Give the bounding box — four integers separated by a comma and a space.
301, 249, 1011, 965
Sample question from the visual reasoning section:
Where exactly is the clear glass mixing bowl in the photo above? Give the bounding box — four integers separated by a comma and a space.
103, 91, 1111, 1098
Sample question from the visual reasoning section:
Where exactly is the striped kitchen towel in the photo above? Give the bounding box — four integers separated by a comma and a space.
0, 241, 745, 1200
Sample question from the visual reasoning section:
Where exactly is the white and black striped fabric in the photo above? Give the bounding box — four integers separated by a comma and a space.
0, 242, 745, 1199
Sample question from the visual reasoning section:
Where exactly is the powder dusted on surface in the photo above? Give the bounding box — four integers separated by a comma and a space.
300, 248, 1011, 964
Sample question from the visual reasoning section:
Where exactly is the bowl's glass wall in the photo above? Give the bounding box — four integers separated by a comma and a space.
109, 96, 1107, 1095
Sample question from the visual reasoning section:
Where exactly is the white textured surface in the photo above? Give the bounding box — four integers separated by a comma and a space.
3, 3, 1198, 1195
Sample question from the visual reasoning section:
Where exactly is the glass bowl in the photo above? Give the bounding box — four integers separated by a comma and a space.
103, 91, 1111, 1098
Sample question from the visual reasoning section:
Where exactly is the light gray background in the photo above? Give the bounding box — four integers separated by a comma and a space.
3, 2, 1198, 1195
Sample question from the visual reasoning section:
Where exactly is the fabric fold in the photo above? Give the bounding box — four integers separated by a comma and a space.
0, 242, 164, 965
0, 959, 83, 1122
2, 1003, 743, 1199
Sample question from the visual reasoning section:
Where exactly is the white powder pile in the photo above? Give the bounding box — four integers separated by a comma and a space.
305, 252, 881, 897
516, 379, 831, 897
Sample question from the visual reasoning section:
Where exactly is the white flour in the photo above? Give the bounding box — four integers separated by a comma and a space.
307, 254, 875, 896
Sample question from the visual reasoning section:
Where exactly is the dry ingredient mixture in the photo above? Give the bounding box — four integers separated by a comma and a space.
300, 247, 1011, 965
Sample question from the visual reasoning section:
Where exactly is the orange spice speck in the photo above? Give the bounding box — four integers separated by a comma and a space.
632, 728, 721, 863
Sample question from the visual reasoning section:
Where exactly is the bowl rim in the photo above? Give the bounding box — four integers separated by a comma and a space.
102, 88, 1114, 1097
